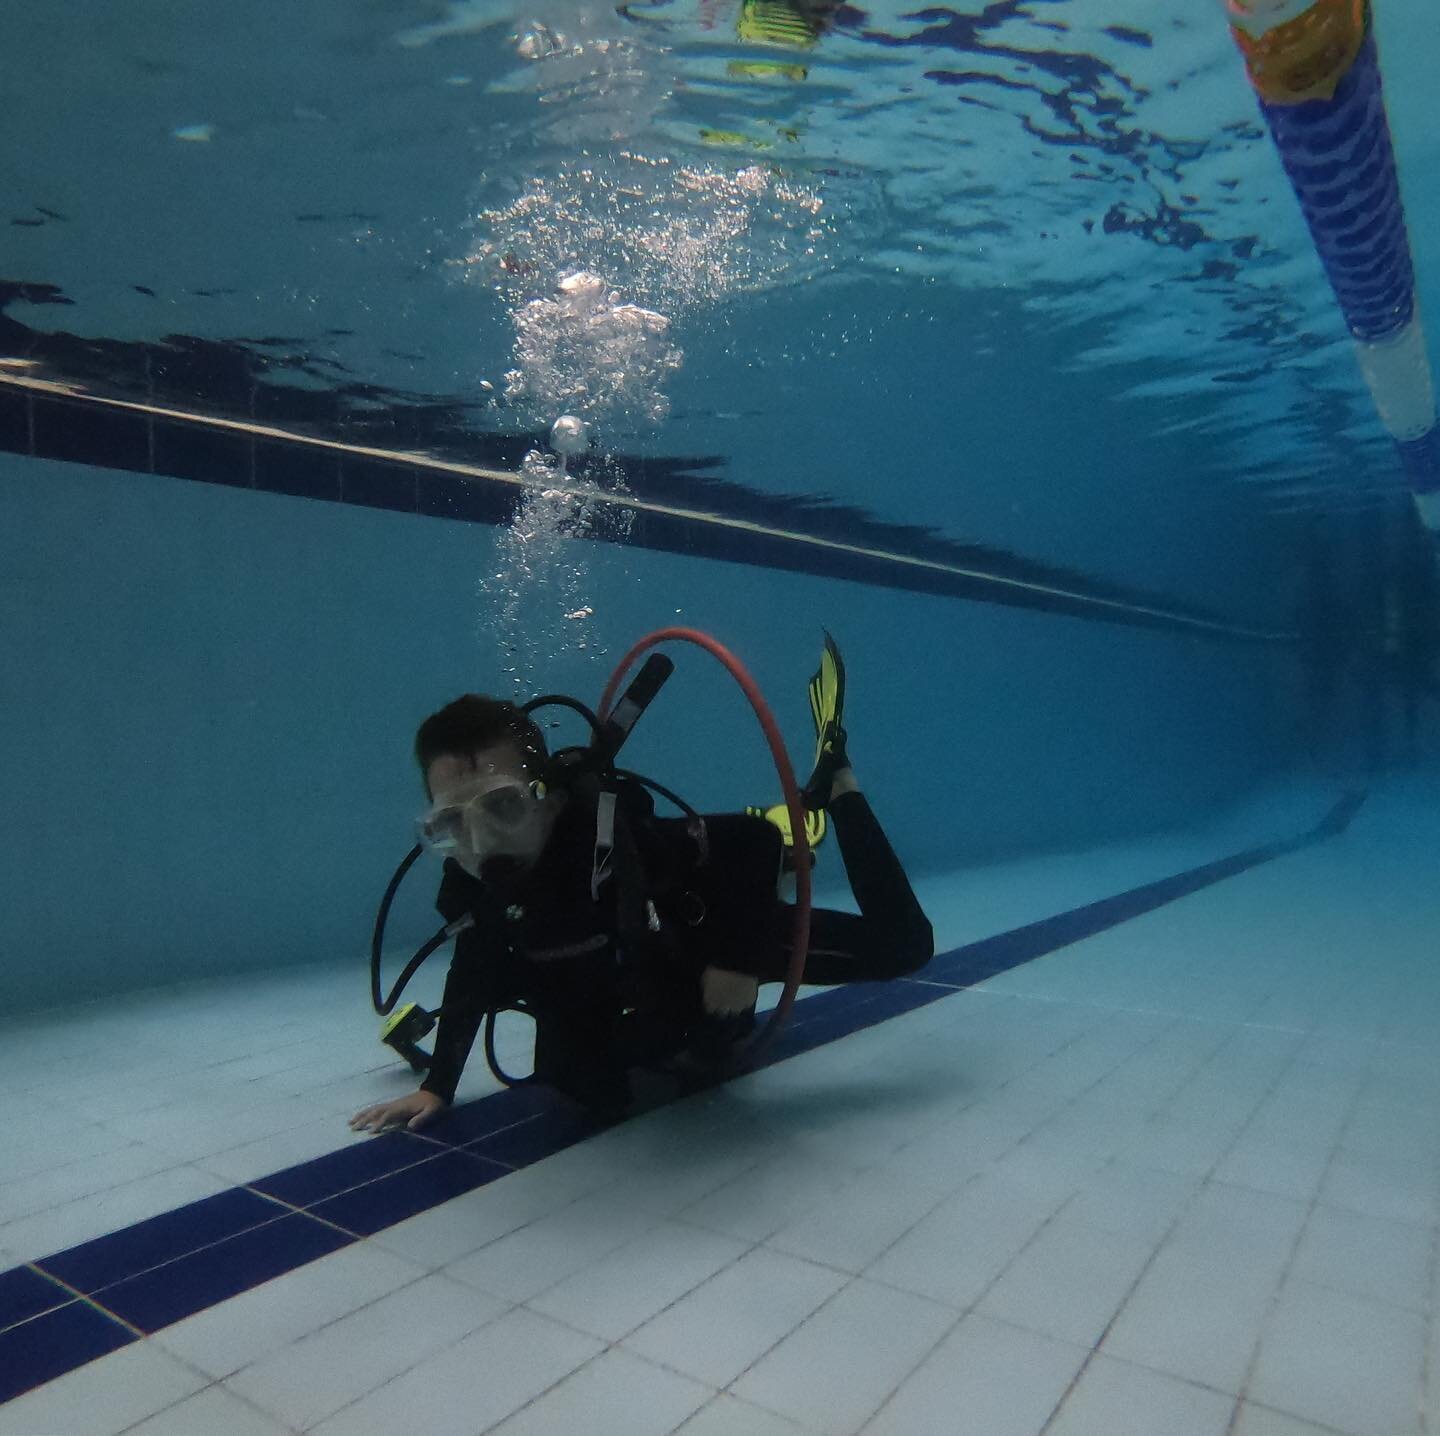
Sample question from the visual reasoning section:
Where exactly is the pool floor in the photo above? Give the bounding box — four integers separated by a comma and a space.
1, 775, 1436, 1435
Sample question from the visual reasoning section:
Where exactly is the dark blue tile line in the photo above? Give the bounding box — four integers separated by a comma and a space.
0, 384, 30, 455
0, 790, 1364, 1407
92, 1213, 353, 1335
307, 1150, 511, 1237
38, 1187, 292, 1296
153, 417, 253, 490
249, 1130, 438, 1208
0, 1265, 74, 1331
686, 790, 1369, 1078
924, 789, 1367, 991
0, 1301, 136, 1406
341, 455, 418, 513
464, 1105, 601, 1167
31, 394, 151, 473
256, 437, 340, 502
416, 1082, 560, 1144
0, 391, 1270, 643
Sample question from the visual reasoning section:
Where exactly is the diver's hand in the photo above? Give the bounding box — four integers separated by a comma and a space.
348, 1090, 446, 1134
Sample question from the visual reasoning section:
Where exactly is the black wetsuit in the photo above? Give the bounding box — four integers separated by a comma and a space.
420, 789, 933, 1114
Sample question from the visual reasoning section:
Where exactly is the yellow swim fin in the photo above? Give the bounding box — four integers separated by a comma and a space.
807, 629, 845, 758
737, 0, 824, 48
800, 629, 849, 810
746, 629, 845, 855
746, 801, 826, 853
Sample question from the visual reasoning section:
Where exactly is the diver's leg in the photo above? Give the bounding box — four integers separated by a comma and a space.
726, 789, 932, 987
704, 908, 927, 989
826, 790, 931, 955
725, 620, 933, 990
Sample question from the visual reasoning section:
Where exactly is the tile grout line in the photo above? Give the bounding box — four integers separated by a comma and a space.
854, 1010, 1226, 1433
1389, 985, 1440, 1436
1218, 1025, 1377, 1435
201, 1262, 518, 1428
117, 1378, 304, 1436
481, 1297, 729, 1435
667, 1010, 1187, 1433
18, 1263, 147, 1341
1030, 1012, 1318, 1435
291, 1286, 524, 1436
1232, 985, 1434, 1434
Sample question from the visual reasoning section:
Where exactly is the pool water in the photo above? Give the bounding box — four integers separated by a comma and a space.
1, 2, 1438, 1431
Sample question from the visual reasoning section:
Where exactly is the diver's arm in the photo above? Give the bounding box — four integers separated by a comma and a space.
351, 940, 483, 1132
415, 861, 495, 1105
419, 930, 489, 1105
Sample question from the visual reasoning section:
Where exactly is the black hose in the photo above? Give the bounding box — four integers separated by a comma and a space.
374, 926, 455, 1017
484, 1005, 537, 1087
371, 842, 466, 1016
522, 693, 606, 741
613, 768, 701, 820
372, 844, 423, 1014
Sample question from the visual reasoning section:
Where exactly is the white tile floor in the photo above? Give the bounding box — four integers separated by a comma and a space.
3, 775, 1440, 1435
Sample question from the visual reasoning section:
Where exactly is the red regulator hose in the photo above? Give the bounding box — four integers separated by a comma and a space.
598, 627, 810, 1060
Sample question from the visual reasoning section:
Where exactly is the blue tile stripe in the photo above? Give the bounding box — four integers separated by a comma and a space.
94, 1214, 353, 1335
40, 1188, 292, 1295
0, 383, 1282, 644
0, 790, 1364, 1406
250, 1130, 441, 1209
0, 1302, 137, 1405
0, 1266, 74, 1331
307, 1150, 512, 1238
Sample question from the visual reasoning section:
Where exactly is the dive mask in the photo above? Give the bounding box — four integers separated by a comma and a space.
418, 774, 548, 875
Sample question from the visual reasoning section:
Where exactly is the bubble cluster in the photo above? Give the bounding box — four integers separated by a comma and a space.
503, 269, 681, 426
483, 448, 632, 692
471, 153, 833, 320
467, 155, 831, 429
468, 151, 830, 682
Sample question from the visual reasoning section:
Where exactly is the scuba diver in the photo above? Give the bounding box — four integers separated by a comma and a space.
349, 634, 933, 1132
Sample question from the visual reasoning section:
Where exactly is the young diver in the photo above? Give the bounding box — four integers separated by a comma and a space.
349, 635, 934, 1132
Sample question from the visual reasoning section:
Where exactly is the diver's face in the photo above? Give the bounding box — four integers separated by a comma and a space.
423, 742, 555, 878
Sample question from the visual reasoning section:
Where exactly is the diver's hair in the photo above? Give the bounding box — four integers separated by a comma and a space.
415, 696, 548, 793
